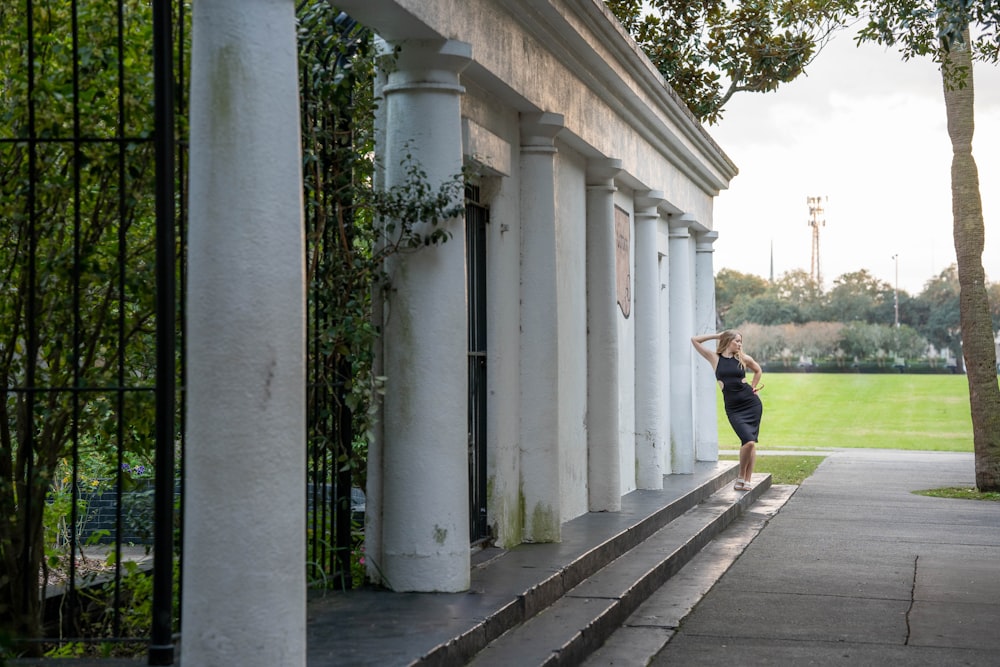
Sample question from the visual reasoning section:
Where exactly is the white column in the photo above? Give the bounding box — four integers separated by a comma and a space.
634, 191, 666, 489
586, 159, 623, 511
695, 231, 720, 461
379, 39, 471, 592
184, 1, 305, 665
658, 246, 672, 476
668, 216, 696, 474
519, 112, 564, 542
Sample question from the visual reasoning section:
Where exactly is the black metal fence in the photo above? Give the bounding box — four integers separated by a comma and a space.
299, 6, 371, 592
3, 1, 370, 662
1, 0, 184, 662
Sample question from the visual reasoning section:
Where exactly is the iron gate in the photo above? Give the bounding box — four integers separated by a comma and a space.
299, 7, 372, 592
3, 2, 380, 661
0, 0, 184, 662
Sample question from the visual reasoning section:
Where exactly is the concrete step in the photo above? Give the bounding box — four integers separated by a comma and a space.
461, 474, 771, 667
582, 485, 798, 667
412, 464, 769, 667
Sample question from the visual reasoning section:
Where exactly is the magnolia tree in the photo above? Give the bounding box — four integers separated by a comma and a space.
606, 0, 847, 123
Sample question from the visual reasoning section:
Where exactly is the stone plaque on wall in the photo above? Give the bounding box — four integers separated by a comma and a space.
615, 205, 631, 318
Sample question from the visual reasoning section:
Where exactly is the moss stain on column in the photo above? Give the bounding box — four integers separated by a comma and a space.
207, 43, 240, 140
489, 475, 522, 548
528, 503, 559, 543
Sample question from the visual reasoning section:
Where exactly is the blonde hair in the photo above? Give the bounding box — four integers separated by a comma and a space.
717, 330, 747, 369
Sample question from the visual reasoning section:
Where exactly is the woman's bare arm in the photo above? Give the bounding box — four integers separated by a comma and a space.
690, 333, 720, 370
744, 354, 763, 392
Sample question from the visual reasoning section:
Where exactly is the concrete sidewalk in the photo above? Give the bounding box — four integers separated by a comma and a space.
650, 449, 1000, 666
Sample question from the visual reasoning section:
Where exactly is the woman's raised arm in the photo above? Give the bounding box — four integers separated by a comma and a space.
690, 333, 720, 369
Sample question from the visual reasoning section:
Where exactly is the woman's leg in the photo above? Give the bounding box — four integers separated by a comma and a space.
739, 440, 756, 485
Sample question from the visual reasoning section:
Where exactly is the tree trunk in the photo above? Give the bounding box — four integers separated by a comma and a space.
942, 34, 1000, 491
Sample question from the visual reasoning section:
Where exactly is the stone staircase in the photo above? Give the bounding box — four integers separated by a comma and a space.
14, 462, 775, 667
412, 462, 771, 667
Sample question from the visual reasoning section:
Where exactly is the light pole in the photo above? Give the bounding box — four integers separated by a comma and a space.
807, 196, 826, 286
892, 254, 899, 328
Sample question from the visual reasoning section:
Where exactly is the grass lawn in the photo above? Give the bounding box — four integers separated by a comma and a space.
719, 454, 827, 485
716, 373, 974, 452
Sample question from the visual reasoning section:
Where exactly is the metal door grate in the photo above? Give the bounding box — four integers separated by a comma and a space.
466, 185, 489, 544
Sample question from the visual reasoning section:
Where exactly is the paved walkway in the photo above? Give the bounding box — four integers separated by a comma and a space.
646, 449, 1000, 666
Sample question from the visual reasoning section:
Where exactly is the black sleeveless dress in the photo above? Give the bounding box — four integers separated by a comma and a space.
715, 355, 762, 445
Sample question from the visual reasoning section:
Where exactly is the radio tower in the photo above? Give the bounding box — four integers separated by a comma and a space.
807, 196, 827, 285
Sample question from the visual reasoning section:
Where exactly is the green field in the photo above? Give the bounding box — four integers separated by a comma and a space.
716, 374, 975, 452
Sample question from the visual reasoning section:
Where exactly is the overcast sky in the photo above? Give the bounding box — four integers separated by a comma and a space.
708, 28, 1000, 296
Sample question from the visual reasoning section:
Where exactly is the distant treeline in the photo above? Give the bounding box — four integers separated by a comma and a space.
715, 266, 1000, 373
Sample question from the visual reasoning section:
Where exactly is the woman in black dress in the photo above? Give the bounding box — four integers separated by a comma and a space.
691, 330, 763, 491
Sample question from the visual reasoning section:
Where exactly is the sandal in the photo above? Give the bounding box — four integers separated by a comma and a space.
734, 479, 746, 491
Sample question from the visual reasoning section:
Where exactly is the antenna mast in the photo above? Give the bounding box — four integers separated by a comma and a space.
807, 196, 827, 285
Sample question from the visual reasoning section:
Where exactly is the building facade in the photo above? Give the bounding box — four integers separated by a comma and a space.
335, 0, 738, 592
182, 2, 738, 663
